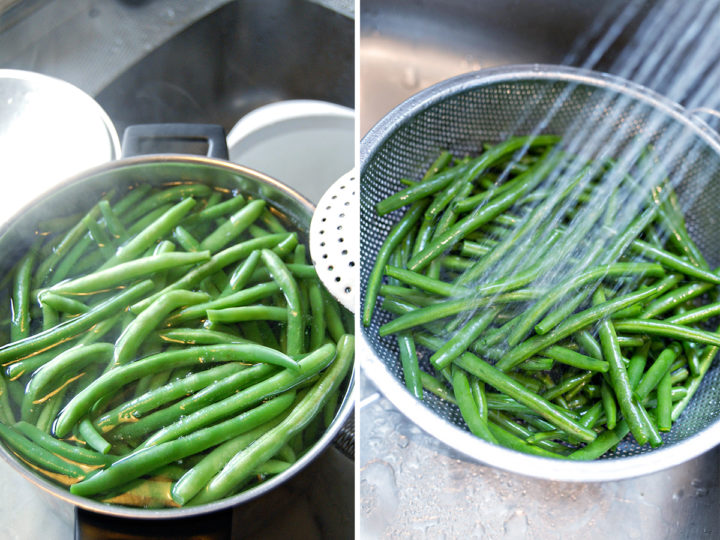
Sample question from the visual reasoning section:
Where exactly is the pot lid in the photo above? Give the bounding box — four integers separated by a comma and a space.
0, 69, 120, 217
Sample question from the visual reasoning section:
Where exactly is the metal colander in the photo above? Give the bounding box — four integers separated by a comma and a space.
359, 64, 720, 482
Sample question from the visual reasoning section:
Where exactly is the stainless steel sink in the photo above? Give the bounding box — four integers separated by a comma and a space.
359, 1, 720, 538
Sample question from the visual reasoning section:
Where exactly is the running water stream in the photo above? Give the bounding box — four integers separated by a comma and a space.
450, 0, 720, 360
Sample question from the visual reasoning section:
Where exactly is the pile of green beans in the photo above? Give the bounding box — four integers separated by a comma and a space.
364, 135, 720, 459
0, 181, 353, 508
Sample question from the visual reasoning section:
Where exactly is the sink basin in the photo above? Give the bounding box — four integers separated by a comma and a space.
360, 0, 646, 134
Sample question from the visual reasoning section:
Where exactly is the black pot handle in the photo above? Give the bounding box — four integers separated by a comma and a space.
121, 123, 229, 160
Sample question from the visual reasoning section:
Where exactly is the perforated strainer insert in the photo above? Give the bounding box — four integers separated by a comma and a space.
360, 65, 720, 482
310, 170, 357, 312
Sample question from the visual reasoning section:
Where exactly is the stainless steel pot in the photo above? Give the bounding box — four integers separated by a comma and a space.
0, 128, 355, 519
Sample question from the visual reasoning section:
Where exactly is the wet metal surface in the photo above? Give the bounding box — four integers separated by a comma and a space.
360, 375, 720, 539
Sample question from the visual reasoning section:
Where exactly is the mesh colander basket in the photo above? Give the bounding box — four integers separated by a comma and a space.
359, 64, 720, 482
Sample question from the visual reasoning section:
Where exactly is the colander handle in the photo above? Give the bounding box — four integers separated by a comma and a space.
121, 123, 229, 160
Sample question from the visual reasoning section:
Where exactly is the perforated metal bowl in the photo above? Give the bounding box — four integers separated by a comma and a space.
359, 64, 720, 482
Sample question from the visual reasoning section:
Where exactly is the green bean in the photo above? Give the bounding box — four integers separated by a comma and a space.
79, 417, 111, 454
456, 164, 590, 286
121, 184, 211, 224
656, 370, 672, 432
96, 365, 248, 435
454, 352, 596, 443
629, 239, 720, 283
108, 362, 278, 442
271, 232, 299, 258
0, 280, 154, 368
376, 163, 470, 216
172, 226, 200, 252
188, 335, 353, 505
101, 197, 198, 270
200, 199, 265, 253
38, 292, 89, 315
595, 289, 649, 446
125, 204, 173, 237
308, 282, 327, 351
407, 149, 562, 272
0, 373, 14, 424
640, 279, 715, 319
496, 281, 668, 372
21, 343, 114, 421
379, 289, 540, 336
397, 333, 422, 399
0, 422, 85, 479
207, 306, 289, 324
5, 342, 75, 380
246, 264, 318, 283
260, 249, 303, 356
83, 214, 115, 259
70, 390, 297, 497
636, 399, 662, 447
14, 421, 112, 465
672, 322, 720, 420
656, 195, 708, 269
98, 200, 128, 242
156, 328, 250, 346
627, 344, 650, 389
542, 346, 609, 373
384, 265, 470, 297
452, 366, 496, 443
224, 250, 262, 294
49, 235, 95, 286
50, 251, 210, 295
430, 308, 499, 369
417, 371, 455, 404
599, 382, 617, 430
54, 343, 299, 438
170, 413, 289, 505
508, 262, 664, 345
33, 198, 107, 288
486, 417, 566, 458
363, 201, 428, 326
113, 290, 210, 366
171, 282, 280, 324
11, 252, 34, 341
666, 302, 720, 326
188, 194, 246, 223
568, 420, 630, 460
614, 319, 720, 348
131, 234, 290, 314
542, 371, 593, 401
575, 330, 603, 360
634, 343, 681, 401
135, 343, 336, 449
